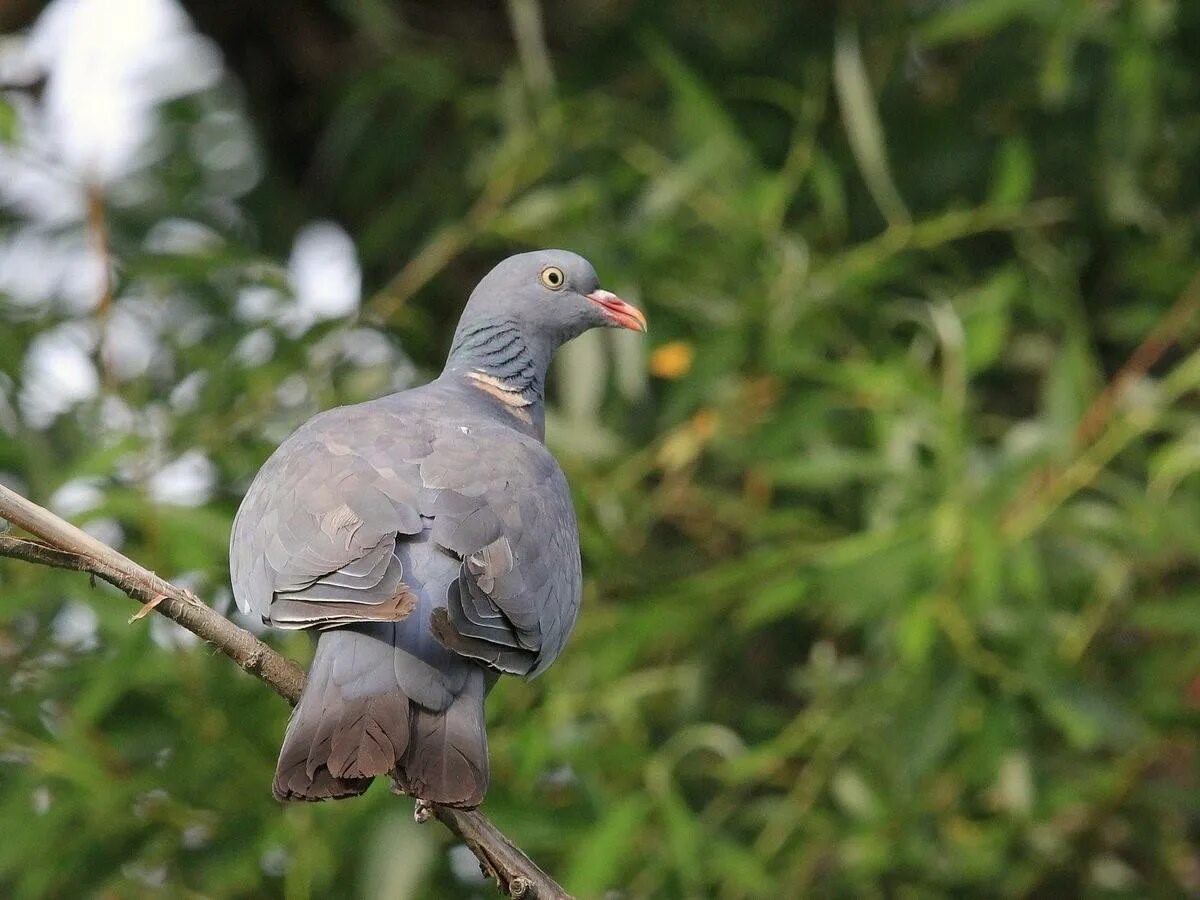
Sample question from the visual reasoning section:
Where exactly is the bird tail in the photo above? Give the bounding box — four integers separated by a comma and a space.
273, 626, 489, 806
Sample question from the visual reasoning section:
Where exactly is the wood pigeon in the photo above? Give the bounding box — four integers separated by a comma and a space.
230, 250, 646, 806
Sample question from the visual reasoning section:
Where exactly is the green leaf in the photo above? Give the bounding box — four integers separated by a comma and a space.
563, 797, 650, 896
0, 97, 17, 145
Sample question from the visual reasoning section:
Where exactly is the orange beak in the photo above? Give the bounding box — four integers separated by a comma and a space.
587, 289, 647, 333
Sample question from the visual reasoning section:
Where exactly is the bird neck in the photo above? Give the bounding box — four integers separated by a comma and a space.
442, 319, 549, 428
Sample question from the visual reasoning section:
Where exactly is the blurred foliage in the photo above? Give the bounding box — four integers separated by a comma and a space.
3, 0, 1200, 897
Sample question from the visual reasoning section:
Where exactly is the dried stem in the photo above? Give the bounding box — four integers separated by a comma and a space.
85, 181, 116, 386
0, 483, 571, 899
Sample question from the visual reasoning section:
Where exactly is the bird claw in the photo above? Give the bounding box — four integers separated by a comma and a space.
413, 798, 434, 824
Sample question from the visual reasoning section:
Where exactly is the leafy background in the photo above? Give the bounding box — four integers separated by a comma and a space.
2, 0, 1200, 897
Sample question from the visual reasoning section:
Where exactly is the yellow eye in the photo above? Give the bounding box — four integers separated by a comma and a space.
539, 266, 566, 290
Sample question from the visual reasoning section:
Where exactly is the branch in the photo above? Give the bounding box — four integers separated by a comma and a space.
0, 483, 571, 899
0, 484, 305, 704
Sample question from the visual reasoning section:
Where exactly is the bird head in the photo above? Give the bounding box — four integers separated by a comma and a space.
455, 250, 646, 352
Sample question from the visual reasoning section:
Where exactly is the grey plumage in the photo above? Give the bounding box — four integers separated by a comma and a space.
230, 250, 645, 806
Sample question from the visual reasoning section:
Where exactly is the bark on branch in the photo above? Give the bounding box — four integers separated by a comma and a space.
0, 483, 570, 900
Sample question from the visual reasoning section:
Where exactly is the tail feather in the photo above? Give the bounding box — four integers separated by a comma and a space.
275, 681, 397, 801
273, 627, 489, 807
393, 667, 489, 807
274, 757, 369, 802
328, 693, 410, 778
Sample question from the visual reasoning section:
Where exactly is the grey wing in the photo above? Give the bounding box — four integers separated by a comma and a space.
229, 409, 431, 628
422, 428, 583, 678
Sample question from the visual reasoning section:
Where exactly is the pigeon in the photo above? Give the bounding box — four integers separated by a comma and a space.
230, 250, 646, 806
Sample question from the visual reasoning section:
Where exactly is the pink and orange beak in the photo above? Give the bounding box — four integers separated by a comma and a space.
587, 289, 647, 332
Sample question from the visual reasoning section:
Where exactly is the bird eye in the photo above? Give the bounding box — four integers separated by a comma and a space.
539, 266, 566, 290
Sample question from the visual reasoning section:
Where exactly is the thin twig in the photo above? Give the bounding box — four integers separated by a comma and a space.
1001, 268, 1200, 538
0, 484, 304, 703
0, 483, 571, 899
363, 175, 519, 324
363, 128, 547, 324
1074, 269, 1200, 447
